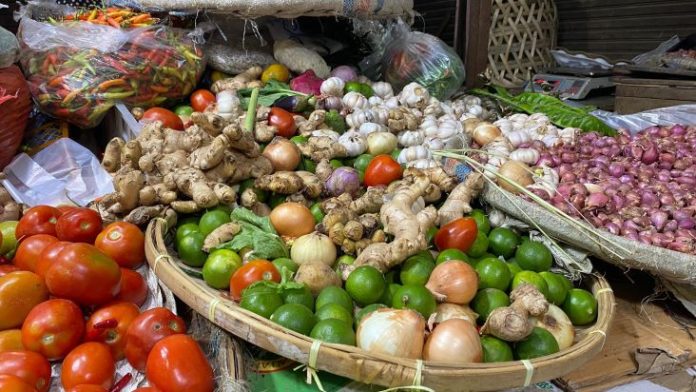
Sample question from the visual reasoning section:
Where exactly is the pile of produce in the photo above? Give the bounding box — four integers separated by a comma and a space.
18, 7, 205, 128
0, 205, 215, 391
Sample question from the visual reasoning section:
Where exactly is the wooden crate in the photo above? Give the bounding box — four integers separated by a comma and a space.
614, 77, 696, 114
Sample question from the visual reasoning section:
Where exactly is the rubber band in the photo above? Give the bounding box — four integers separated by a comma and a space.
413, 359, 423, 386
292, 341, 326, 392
521, 359, 534, 387
153, 253, 170, 274
207, 298, 220, 321
595, 288, 613, 296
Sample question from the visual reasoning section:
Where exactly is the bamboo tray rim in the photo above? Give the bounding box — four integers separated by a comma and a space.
145, 218, 615, 391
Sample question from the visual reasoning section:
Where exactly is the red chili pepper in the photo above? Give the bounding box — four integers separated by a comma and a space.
92, 318, 118, 329
109, 373, 133, 392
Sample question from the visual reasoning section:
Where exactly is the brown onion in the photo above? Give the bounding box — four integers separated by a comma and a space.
423, 319, 482, 364
428, 303, 478, 330
269, 202, 315, 237
498, 160, 534, 193
472, 122, 501, 146
357, 308, 425, 359
425, 261, 478, 304
263, 138, 301, 171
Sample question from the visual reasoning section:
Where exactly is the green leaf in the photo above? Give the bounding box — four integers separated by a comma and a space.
218, 208, 288, 259
231, 207, 277, 234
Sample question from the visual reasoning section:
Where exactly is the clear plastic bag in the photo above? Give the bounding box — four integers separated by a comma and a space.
364, 23, 465, 100
17, 4, 205, 128
591, 104, 696, 134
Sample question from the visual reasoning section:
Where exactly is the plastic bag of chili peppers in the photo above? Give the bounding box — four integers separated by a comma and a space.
17, 6, 205, 128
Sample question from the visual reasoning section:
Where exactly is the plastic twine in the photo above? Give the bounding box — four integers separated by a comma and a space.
521, 359, 534, 387
377, 360, 435, 392
293, 340, 326, 392
152, 253, 171, 275
207, 298, 221, 321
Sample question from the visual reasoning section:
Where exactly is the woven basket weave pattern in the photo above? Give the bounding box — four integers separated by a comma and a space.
485, 0, 558, 87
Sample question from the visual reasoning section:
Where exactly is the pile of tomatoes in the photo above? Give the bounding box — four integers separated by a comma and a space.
0, 206, 214, 392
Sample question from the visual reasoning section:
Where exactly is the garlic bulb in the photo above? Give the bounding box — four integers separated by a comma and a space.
291, 232, 337, 266
408, 159, 439, 169
346, 108, 387, 129
558, 128, 578, 145
383, 96, 400, 109
216, 90, 241, 120
368, 96, 384, 106
358, 122, 387, 136
428, 118, 461, 139
320, 77, 345, 97
338, 130, 367, 157
509, 148, 540, 165
343, 92, 369, 110
423, 137, 445, 151
371, 81, 394, 99
398, 145, 431, 164
423, 98, 443, 117
542, 134, 560, 148
398, 82, 430, 110
367, 132, 398, 155
507, 130, 532, 148
397, 130, 424, 147
494, 119, 513, 134
319, 96, 343, 111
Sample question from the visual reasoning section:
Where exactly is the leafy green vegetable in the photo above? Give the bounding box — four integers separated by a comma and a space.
325, 109, 346, 133
238, 80, 307, 109
472, 86, 617, 136
217, 208, 288, 259
245, 265, 304, 295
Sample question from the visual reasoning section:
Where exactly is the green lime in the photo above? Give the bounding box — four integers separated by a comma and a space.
336, 255, 355, 267
355, 303, 387, 328
209, 205, 233, 216
392, 285, 436, 319
344, 82, 373, 98
281, 285, 315, 312
384, 271, 397, 284
400, 256, 435, 286
271, 304, 317, 335
488, 227, 520, 258
507, 261, 523, 277
291, 135, 309, 145
199, 210, 231, 237
514, 327, 559, 359
475, 257, 512, 291
329, 159, 343, 169
539, 272, 570, 305
176, 222, 199, 243
174, 105, 194, 116
202, 249, 242, 289
315, 303, 353, 325
316, 286, 354, 313
268, 194, 286, 209
240, 288, 284, 319
481, 336, 514, 362
436, 248, 470, 265
177, 232, 207, 267
353, 154, 374, 172
470, 209, 491, 235
412, 250, 436, 263
310, 319, 356, 346
391, 148, 401, 162
562, 288, 598, 325
310, 203, 324, 223
346, 266, 386, 306
0, 221, 17, 256
512, 271, 549, 299
379, 283, 401, 306
272, 257, 299, 274
426, 227, 438, 246
178, 215, 200, 226
467, 231, 490, 258
515, 241, 553, 272
300, 158, 317, 173
472, 288, 510, 323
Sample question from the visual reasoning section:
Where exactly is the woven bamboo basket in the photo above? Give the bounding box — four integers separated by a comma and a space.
146, 218, 614, 391
485, 0, 558, 87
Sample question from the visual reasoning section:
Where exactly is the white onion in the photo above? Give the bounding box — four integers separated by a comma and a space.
290, 232, 337, 266
357, 308, 425, 359
367, 132, 397, 155
427, 303, 478, 331
532, 304, 575, 350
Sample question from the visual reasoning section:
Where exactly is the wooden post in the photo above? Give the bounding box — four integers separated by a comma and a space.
463, 0, 493, 88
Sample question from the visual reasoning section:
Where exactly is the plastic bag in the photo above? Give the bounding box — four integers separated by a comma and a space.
0, 66, 32, 170
17, 5, 205, 128
362, 23, 465, 100
591, 104, 696, 134
0, 26, 20, 68
2, 138, 114, 207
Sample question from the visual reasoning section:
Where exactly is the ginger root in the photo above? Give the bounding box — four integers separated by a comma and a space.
481, 284, 549, 342
203, 222, 241, 252
438, 172, 484, 226
212, 66, 263, 93
124, 205, 165, 226
298, 136, 347, 162
0, 185, 20, 221
191, 112, 226, 136
103, 138, 125, 173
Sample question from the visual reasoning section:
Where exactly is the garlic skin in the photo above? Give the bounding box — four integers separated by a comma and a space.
216, 90, 241, 120
398, 145, 431, 165
398, 82, 430, 110
358, 122, 387, 136
338, 130, 367, 157
343, 91, 369, 111
383, 96, 400, 109
371, 81, 394, 99
408, 159, 439, 169
507, 130, 532, 148
320, 77, 345, 97
346, 108, 387, 128
368, 96, 384, 106
397, 130, 425, 147
509, 148, 540, 165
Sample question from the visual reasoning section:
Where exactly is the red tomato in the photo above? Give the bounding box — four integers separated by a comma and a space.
85, 302, 140, 360
124, 307, 186, 371
56, 205, 78, 215
229, 260, 280, 301
45, 243, 121, 306
13, 235, 58, 273
190, 89, 216, 112
16, 206, 61, 239
94, 222, 145, 269
268, 107, 297, 138
0, 351, 51, 392
146, 334, 214, 392
142, 108, 184, 131
363, 155, 403, 187
65, 386, 108, 392
21, 299, 84, 360
34, 241, 70, 279
0, 271, 49, 330
133, 388, 160, 392
55, 208, 102, 244
434, 217, 478, 253
0, 374, 37, 392
0, 265, 20, 277
61, 342, 115, 390
115, 269, 148, 307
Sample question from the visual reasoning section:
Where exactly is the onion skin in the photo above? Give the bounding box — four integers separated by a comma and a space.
472, 123, 501, 146
290, 232, 337, 266
428, 303, 478, 330
531, 304, 575, 350
498, 160, 534, 193
263, 138, 301, 172
269, 202, 316, 237
423, 319, 482, 364
357, 308, 425, 359
425, 261, 478, 305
